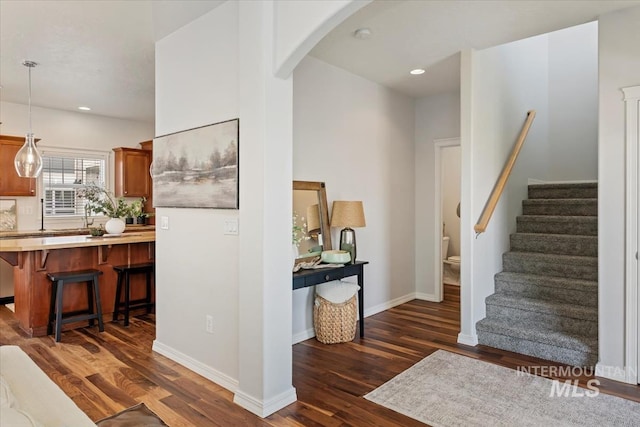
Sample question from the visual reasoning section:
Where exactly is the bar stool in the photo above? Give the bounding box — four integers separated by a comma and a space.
112, 262, 155, 326
47, 269, 104, 342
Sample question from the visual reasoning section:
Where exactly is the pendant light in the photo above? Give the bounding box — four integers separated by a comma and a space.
14, 60, 43, 178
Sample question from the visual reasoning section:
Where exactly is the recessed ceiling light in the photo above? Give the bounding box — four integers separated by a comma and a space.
353, 28, 372, 40
410, 68, 426, 75
78, 106, 91, 111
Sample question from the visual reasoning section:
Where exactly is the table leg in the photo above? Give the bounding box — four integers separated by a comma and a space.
358, 270, 364, 338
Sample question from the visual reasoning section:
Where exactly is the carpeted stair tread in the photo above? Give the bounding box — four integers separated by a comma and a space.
528, 183, 597, 200
476, 318, 597, 352
476, 319, 598, 366
522, 199, 597, 216
486, 293, 597, 322
510, 233, 597, 257
516, 215, 597, 236
495, 272, 598, 307
502, 251, 597, 280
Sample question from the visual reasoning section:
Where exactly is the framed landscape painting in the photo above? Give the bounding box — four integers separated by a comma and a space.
152, 119, 239, 209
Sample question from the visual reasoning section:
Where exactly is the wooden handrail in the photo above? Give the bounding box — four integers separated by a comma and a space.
474, 110, 536, 235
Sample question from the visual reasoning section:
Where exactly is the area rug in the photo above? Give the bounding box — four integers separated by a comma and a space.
364, 350, 640, 426
96, 403, 168, 426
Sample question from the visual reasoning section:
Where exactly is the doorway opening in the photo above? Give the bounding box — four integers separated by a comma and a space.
434, 138, 461, 306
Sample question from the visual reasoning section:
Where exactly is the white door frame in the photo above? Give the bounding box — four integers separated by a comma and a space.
434, 137, 461, 302
622, 85, 640, 384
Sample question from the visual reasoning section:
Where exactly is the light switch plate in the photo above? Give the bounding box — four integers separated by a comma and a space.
224, 218, 239, 235
160, 216, 169, 230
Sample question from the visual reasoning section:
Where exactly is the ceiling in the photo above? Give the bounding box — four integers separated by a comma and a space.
1, 1, 639, 124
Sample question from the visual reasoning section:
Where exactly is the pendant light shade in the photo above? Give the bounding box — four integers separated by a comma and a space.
15, 132, 42, 177
14, 60, 43, 178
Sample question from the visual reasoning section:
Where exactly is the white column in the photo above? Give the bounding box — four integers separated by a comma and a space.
234, 0, 296, 417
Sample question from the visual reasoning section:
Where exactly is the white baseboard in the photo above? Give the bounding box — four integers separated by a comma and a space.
233, 386, 297, 418
152, 340, 238, 392
595, 362, 636, 384
292, 328, 315, 344
415, 292, 439, 302
363, 292, 417, 318
457, 332, 478, 346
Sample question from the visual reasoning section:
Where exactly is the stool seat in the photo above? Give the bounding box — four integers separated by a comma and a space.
47, 269, 104, 342
47, 269, 104, 282
112, 262, 155, 326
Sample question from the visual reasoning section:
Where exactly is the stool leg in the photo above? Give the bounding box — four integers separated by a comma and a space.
55, 280, 65, 342
124, 271, 131, 327
48, 281, 57, 336
92, 275, 104, 332
145, 271, 152, 314
87, 279, 95, 327
113, 272, 123, 322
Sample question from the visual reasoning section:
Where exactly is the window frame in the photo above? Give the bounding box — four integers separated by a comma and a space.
39, 147, 111, 224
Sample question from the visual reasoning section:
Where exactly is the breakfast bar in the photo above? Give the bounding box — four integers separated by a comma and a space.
0, 231, 155, 337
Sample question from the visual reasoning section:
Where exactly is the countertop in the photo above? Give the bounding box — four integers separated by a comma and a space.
0, 225, 155, 240
0, 231, 155, 252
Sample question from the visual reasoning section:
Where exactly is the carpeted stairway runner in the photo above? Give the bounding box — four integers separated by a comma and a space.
476, 182, 598, 366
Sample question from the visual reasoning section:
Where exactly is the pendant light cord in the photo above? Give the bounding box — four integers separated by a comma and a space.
28, 64, 32, 134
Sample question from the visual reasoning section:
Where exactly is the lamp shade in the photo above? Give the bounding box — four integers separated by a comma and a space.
306, 204, 321, 233
330, 201, 366, 228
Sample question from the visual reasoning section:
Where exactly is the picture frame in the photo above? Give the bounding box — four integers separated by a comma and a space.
0, 199, 18, 231
152, 119, 239, 209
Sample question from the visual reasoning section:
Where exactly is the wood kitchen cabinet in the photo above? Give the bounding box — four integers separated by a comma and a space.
0, 136, 36, 196
113, 147, 151, 198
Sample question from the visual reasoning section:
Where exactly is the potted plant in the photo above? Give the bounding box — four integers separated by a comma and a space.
79, 184, 129, 234
129, 198, 148, 225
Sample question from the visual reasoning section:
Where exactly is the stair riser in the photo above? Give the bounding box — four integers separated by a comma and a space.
510, 235, 597, 257
477, 330, 597, 367
503, 256, 597, 281
522, 201, 597, 216
516, 219, 597, 236
528, 187, 597, 200
486, 304, 597, 335
495, 281, 598, 307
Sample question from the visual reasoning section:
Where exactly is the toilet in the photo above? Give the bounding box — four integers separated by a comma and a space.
442, 236, 461, 286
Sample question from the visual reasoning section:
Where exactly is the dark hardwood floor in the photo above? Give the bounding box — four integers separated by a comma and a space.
1, 284, 638, 426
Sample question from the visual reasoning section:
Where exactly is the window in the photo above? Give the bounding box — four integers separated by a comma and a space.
41, 151, 107, 217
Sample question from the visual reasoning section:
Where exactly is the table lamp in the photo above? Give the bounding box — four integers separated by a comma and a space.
330, 201, 366, 264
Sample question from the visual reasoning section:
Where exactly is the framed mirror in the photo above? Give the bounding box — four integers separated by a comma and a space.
293, 181, 332, 261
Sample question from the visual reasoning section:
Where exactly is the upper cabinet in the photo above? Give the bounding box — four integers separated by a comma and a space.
0, 136, 37, 196
113, 147, 151, 198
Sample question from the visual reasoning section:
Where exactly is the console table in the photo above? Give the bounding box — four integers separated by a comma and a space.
293, 261, 368, 337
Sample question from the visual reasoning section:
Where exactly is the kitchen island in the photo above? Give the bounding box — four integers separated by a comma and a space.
0, 231, 155, 337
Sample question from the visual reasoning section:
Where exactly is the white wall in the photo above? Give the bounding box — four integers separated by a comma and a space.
597, 5, 640, 378
442, 146, 461, 257
292, 56, 415, 341
414, 92, 460, 299
153, 0, 240, 391
548, 22, 598, 181
461, 34, 550, 343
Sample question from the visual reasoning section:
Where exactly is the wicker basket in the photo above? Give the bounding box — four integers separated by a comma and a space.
313, 294, 357, 344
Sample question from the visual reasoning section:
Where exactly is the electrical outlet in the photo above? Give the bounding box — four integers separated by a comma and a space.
205, 315, 214, 334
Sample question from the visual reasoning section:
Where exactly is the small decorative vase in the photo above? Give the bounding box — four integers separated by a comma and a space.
292, 244, 299, 267
125, 217, 134, 225
105, 218, 126, 234
136, 216, 146, 225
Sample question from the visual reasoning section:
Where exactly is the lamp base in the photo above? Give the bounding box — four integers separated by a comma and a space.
339, 227, 357, 264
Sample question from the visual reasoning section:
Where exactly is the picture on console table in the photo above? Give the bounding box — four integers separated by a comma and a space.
0, 199, 17, 231
152, 119, 239, 209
